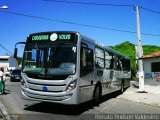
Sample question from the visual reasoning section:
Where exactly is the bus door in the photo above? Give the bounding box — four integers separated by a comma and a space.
79, 43, 94, 101
111, 55, 123, 90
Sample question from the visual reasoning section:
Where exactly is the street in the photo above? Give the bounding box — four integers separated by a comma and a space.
1, 79, 160, 120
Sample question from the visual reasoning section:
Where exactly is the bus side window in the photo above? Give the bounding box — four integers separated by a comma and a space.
117, 57, 122, 70
80, 46, 93, 77
81, 47, 87, 67
109, 55, 114, 69
113, 55, 118, 70
121, 58, 130, 71
105, 51, 112, 69
95, 47, 105, 68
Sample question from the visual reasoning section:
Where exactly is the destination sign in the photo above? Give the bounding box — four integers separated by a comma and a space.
31, 33, 75, 42
59, 34, 71, 40
32, 35, 49, 41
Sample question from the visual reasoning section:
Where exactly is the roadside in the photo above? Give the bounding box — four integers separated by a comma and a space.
0, 100, 11, 120
0, 77, 11, 120
117, 81, 160, 107
0, 114, 2, 120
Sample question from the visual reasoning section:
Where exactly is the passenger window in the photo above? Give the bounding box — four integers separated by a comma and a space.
80, 45, 93, 77
112, 55, 117, 70
117, 57, 122, 70
121, 58, 130, 71
95, 48, 105, 68
105, 51, 113, 69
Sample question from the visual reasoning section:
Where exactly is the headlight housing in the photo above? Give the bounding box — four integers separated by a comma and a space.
21, 78, 27, 88
66, 80, 77, 92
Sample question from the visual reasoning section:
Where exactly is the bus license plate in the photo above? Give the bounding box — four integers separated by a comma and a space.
42, 86, 48, 91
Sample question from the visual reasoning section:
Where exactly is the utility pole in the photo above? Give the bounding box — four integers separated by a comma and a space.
135, 5, 145, 92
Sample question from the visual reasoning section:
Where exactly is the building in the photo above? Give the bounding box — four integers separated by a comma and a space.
142, 51, 160, 73
141, 51, 160, 85
0, 55, 18, 71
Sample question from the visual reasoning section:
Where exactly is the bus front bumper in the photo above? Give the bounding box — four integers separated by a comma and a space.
21, 86, 78, 105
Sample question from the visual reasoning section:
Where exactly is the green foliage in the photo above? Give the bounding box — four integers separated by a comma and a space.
143, 45, 160, 55
16, 57, 22, 65
0, 114, 3, 119
111, 41, 160, 78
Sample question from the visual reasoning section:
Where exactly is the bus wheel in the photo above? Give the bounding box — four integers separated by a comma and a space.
120, 82, 124, 94
93, 85, 101, 105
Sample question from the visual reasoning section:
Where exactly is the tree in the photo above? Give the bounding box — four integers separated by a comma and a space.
16, 57, 22, 66
110, 41, 160, 79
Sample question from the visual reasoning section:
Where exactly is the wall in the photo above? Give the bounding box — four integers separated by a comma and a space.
143, 57, 160, 72
143, 57, 160, 86
0, 56, 18, 71
144, 72, 160, 86
8, 56, 17, 67
0, 58, 9, 71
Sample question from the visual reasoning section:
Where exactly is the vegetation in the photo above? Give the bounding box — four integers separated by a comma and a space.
110, 41, 160, 79
16, 57, 22, 66
0, 114, 3, 119
143, 45, 160, 55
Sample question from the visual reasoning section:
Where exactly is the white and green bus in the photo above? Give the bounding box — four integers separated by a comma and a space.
14, 31, 131, 105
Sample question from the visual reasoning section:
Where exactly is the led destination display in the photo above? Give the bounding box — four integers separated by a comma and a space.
30, 33, 75, 42
32, 35, 49, 41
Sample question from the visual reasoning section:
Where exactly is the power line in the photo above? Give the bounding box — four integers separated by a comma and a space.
1, 10, 160, 37
0, 43, 13, 55
0, 10, 136, 33
140, 6, 160, 15
42, 1, 160, 36
43, 0, 134, 7
0, 11, 20, 54
44, 0, 160, 15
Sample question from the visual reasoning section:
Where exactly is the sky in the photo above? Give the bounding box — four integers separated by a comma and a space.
0, 0, 160, 57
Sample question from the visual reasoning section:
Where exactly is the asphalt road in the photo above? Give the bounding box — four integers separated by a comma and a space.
1, 79, 160, 120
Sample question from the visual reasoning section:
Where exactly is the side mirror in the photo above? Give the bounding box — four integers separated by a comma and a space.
14, 48, 18, 58
14, 42, 26, 58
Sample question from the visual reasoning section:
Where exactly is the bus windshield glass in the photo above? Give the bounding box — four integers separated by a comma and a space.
23, 43, 77, 76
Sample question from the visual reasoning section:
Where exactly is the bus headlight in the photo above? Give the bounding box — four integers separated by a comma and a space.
21, 78, 27, 88
66, 80, 77, 92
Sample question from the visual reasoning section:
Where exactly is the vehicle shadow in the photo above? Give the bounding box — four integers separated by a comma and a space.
0, 89, 11, 95
24, 91, 120, 115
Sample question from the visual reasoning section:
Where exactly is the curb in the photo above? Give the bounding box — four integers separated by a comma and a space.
118, 82, 160, 108
117, 97, 160, 109
0, 101, 11, 120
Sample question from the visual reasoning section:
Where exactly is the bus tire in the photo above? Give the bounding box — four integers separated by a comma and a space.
93, 84, 101, 105
120, 81, 124, 94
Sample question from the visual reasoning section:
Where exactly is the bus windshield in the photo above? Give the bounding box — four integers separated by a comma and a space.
23, 43, 77, 76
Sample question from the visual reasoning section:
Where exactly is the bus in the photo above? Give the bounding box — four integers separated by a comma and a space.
14, 31, 131, 105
